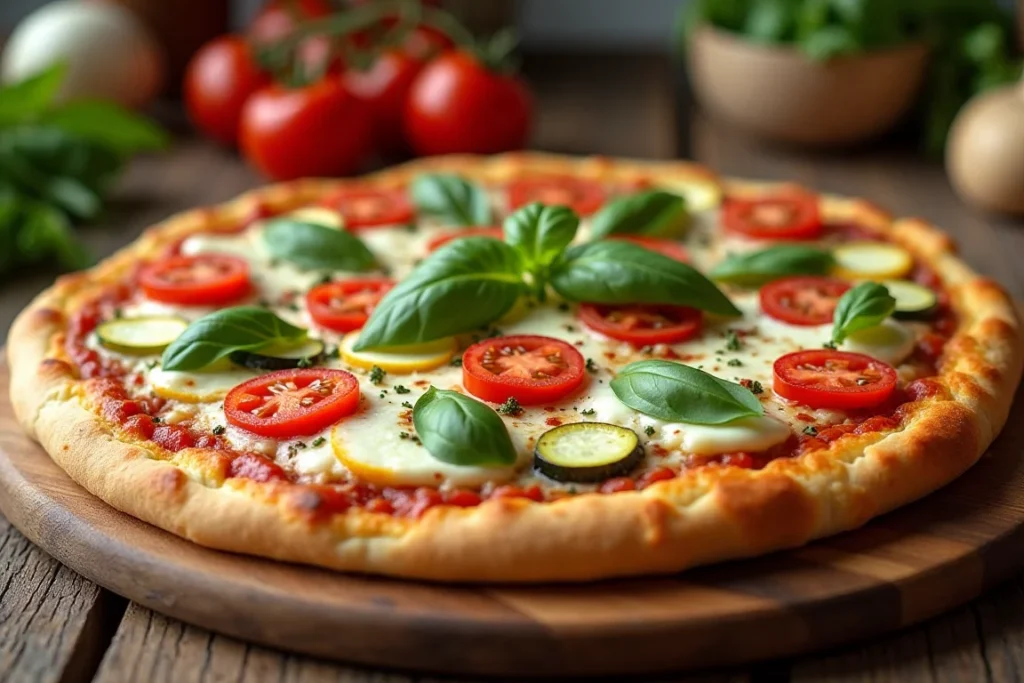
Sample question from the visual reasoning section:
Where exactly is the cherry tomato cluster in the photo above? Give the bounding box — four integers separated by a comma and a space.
184, 0, 533, 181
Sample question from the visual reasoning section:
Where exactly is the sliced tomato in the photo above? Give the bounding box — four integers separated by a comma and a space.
773, 350, 897, 410
506, 176, 607, 216
578, 304, 702, 345
462, 335, 586, 406
139, 254, 251, 306
320, 187, 414, 229
760, 276, 850, 326
606, 235, 689, 263
225, 368, 360, 438
723, 193, 822, 240
306, 278, 394, 333
426, 226, 503, 252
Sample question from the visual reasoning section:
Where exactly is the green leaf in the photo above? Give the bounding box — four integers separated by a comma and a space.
610, 360, 763, 425
832, 281, 896, 343
15, 200, 92, 270
550, 241, 741, 316
411, 174, 493, 227
354, 237, 525, 350
502, 202, 577, 269
262, 218, 377, 272
800, 25, 862, 60
413, 387, 518, 467
744, 0, 794, 43
41, 102, 168, 154
709, 245, 836, 286
0, 64, 66, 127
589, 190, 688, 240
161, 307, 308, 371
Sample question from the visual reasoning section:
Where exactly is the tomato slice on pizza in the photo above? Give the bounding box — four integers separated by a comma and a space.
306, 279, 394, 333
723, 193, 822, 240
224, 368, 361, 438
139, 254, 252, 305
578, 304, 702, 346
773, 350, 897, 410
507, 176, 608, 216
320, 187, 414, 229
462, 335, 586, 406
759, 276, 851, 326
426, 227, 503, 252
605, 235, 689, 263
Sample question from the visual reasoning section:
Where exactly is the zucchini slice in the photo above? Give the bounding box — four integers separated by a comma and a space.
832, 242, 913, 280
882, 280, 939, 320
96, 316, 189, 355
230, 339, 326, 371
534, 422, 644, 483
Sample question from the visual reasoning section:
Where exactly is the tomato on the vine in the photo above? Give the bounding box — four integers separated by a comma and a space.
184, 36, 270, 146
344, 50, 426, 154
240, 78, 375, 181
248, 0, 338, 80
404, 50, 533, 156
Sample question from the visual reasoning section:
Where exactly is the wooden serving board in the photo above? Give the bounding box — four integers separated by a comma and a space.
2, 359, 1024, 678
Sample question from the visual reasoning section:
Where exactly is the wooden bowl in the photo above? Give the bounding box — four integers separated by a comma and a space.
686, 26, 929, 146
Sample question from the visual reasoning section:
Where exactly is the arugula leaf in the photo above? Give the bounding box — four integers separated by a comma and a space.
353, 237, 525, 350
503, 202, 577, 269
162, 307, 308, 371
610, 360, 763, 425
0, 64, 65, 127
550, 241, 741, 316
411, 174, 493, 227
263, 218, 376, 272
710, 245, 835, 285
589, 190, 688, 240
413, 387, 518, 467
41, 101, 168, 155
832, 281, 896, 343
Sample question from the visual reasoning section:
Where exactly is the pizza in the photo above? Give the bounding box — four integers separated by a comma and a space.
8, 153, 1022, 582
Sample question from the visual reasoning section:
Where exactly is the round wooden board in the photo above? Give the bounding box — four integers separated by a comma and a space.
2, 361, 1024, 678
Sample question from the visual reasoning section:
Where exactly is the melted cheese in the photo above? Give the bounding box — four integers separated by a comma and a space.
654, 415, 790, 455
150, 367, 256, 403
841, 319, 916, 366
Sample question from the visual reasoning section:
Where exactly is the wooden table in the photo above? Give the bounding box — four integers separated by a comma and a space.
2, 54, 1024, 683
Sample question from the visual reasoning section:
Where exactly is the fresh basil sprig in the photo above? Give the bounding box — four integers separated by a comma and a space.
503, 202, 576, 271
411, 173, 493, 227
710, 245, 836, 286
589, 190, 688, 240
832, 282, 896, 344
162, 306, 307, 371
551, 241, 741, 316
353, 237, 524, 350
413, 387, 518, 467
610, 360, 763, 425
263, 217, 376, 272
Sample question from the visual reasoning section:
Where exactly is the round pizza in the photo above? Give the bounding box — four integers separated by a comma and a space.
8, 153, 1022, 582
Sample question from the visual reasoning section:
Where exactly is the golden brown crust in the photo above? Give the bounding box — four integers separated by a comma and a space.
8, 153, 1022, 582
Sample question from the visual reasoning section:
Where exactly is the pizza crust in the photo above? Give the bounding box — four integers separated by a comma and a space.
8, 153, 1022, 582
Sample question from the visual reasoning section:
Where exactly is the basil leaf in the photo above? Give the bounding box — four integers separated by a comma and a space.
263, 218, 376, 272
589, 190, 688, 240
0, 63, 65, 127
710, 245, 836, 286
411, 174, 492, 227
832, 282, 896, 344
354, 237, 525, 350
610, 360, 763, 425
503, 202, 577, 268
413, 387, 517, 467
162, 306, 307, 371
41, 102, 168, 155
550, 241, 741, 317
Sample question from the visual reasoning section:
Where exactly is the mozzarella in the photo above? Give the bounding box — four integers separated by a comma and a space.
841, 319, 916, 366
150, 367, 255, 403
655, 415, 791, 455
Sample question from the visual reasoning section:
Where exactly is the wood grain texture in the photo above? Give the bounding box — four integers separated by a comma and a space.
1, 354, 1024, 677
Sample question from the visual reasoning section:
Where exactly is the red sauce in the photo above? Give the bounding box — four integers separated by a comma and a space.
229, 452, 288, 482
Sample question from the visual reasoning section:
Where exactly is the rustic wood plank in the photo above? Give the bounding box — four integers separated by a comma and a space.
0, 514, 124, 683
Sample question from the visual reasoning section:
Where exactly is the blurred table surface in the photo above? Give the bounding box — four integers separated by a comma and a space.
3, 53, 1024, 683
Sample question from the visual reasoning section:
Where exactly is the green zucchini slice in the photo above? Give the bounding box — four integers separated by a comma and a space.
534, 422, 644, 483
96, 316, 189, 355
230, 339, 327, 371
882, 280, 939, 320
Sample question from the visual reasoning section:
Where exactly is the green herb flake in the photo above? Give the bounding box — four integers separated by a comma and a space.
369, 365, 386, 384
727, 358, 743, 367
394, 385, 411, 394
725, 330, 742, 351
498, 396, 523, 416
803, 426, 819, 437
401, 401, 413, 409
580, 408, 596, 416
311, 436, 326, 447
212, 425, 226, 436
644, 425, 655, 436
586, 358, 599, 374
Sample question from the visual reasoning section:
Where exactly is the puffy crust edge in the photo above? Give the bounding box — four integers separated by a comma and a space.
9, 153, 1023, 582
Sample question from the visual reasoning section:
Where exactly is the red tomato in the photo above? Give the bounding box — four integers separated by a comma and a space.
306, 279, 394, 333
225, 368, 361, 438
462, 335, 586, 406
426, 227, 503, 252
759, 276, 851, 326
139, 255, 251, 305
344, 50, 425, 154
248, 0, 332, 44
184, 36, 270, 146
240, 79, 375, 181
723, 194, 822, 240
404, 50, 532, 156
606, 235, 690, 263
320, 187, 414, 229
507, 176, 607, 216
402, 25, 452, 60
773, 350, 897, 410
578, 304, 702, 346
